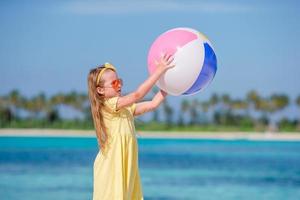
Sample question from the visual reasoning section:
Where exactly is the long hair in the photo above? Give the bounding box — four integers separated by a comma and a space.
87, 66, 110, 154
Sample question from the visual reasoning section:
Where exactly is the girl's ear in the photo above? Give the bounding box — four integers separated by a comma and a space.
96, 87, 105, 95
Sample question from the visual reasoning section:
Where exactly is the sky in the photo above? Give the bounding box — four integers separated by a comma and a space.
0, 0, 299, 119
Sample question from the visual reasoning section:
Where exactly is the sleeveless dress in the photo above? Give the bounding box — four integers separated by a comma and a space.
93, 96, 144, 200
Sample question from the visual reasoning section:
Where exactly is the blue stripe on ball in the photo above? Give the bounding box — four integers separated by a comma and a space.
182, 43, 217, 95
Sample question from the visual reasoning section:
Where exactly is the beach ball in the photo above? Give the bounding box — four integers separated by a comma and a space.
147, 27, 217, 96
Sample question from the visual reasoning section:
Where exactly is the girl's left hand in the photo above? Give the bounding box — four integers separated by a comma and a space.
155, 53, 175, 72
160, 89, 168, 97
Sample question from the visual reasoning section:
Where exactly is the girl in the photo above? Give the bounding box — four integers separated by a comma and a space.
87, 54, 174, 200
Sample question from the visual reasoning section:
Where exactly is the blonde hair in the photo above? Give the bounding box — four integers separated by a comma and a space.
87, 66, 112, 154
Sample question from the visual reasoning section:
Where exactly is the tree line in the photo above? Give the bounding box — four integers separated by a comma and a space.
0, 89, 299, 132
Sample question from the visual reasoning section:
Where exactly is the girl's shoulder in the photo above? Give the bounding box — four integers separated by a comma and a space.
103, 96, 136, 116
103, 96, 119, 113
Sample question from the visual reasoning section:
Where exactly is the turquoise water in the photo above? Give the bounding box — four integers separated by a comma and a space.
0, 135, 300, 200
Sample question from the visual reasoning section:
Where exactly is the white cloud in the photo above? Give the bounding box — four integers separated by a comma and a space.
63, 0, 253, 15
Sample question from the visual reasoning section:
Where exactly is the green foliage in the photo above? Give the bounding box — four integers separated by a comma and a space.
0, 107, 14, 127
278, 118, 298, 131
0, 89, 299, 132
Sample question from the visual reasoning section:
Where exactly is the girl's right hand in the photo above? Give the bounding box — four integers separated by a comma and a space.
154, 53, 175, 73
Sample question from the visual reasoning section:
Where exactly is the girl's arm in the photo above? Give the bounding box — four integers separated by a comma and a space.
116, 54, 174, 110
133, 90, 168, 116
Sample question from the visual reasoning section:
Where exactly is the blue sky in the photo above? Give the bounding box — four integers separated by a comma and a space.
1, 0, 299, 119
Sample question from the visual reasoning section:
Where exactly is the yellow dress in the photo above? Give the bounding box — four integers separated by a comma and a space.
93, 96, 144, 200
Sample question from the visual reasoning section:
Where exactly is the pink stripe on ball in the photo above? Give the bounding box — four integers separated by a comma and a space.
147, 29, 198, 74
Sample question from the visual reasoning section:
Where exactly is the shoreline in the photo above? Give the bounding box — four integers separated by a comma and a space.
0, 128, 300, 141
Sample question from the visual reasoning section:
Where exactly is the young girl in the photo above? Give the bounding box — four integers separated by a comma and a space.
87, 54, 174, 200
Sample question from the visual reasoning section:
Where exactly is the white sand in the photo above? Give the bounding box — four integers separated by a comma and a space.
0, 128, 300, 141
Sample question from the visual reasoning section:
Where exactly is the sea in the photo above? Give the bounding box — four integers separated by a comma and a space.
0, 135, 300, 200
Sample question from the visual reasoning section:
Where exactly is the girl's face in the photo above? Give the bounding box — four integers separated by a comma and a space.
97, 69, 122, 98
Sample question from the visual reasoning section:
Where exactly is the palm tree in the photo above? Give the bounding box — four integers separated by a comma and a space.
230, 99, 248, 115
201, 93, 219, 125
271, 94, 289, 131
26, 92, 47, 119
189, 99, 200, 125
77, 92, 90, 122
270, 94, 289, 111
246, 90, 266, 129
217, 94, 232, 125
178, 99, 190, 126
49, 92, 65, 107
0, 106, 14, 126
46, 108, 60, 123
7, 89, 24, 118
151, 87, 159, 122
255, 97, 270, 128
162, 99, 173, 128
199, 100, 210, 125
259, 94, 289, 131
8, 89, 21, 106
209, 93, 219, 108
200, 101, 210, 112
64, 90, 81, 110
246, 90, 260, 109
221, 94, 231, 110
72, 92, 88, 112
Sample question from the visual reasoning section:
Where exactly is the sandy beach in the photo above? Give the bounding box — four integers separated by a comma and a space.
0, 128, 300, 141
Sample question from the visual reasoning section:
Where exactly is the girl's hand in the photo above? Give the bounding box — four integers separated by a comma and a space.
160, 89, 168, 97
155, 53, 175, 73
